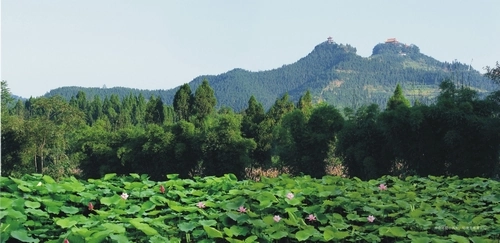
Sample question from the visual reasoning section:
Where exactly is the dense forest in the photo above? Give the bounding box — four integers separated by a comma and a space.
2, 62, 500, 181
42, 41, 497, 111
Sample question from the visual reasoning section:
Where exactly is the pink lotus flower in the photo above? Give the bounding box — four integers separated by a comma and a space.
378, 184, 387, 190
159, 185, 165, 193
88, 202, 94, 211
306, 214, 316, 221
286, 193, 294, 200
63, 239, 69, 243
196, 202, 206, 209
367, 215, 376, 222
273, 215, 281, 222
120, 192, 129, 200
238, 206, 247, 213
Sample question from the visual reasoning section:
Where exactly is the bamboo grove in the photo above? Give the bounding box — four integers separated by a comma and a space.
2, 68, 500, 181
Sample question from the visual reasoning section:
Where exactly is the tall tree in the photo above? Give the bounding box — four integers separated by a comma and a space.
297, 90, 313, 115
266, 93, 295, 124
301, 104, 344, 178
145, 96, 166, 125
173, 83, 193, 121
170, 120, 200, 178
192, 79, 217, 121
485, 61, 500, 84
23, 96, 85, 176
88, 95, 104, 124
386, 83, 411, 110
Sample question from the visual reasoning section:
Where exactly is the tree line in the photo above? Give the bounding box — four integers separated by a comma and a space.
2, 68, 500, 180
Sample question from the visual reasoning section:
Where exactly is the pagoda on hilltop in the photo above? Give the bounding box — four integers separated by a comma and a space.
327, 36, 335, 44
385, 38, 398, 44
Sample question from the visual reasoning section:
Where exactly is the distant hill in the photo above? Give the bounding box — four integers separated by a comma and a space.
43, 40, 498, 111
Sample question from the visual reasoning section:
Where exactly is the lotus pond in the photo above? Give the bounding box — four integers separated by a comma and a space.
0, 173, 499, 242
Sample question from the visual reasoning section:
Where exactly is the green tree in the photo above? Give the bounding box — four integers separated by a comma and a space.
200, 113, 256, 179
141, 124, 174, 180
266, 93, 295, 124
485, 61, 500, 84
89, 95, 104, 124
297, 90, 313, 115
386, 83, 411, 110
22, 96, 85, 177
275, 109, 308, 174
170, 120, 200, 178
173, 83, 193, 121
336, 104, 390, 179
132, 93, 147, 126
301, 104, 344, 178
241, 96, 268, 168
145, 96, 166, 125
192, 79, 217, 121
1, 80, 14, 112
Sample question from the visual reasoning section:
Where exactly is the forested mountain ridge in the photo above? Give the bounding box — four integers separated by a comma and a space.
42, 40, 498, 111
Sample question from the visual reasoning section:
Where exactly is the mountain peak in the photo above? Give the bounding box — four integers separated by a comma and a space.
372, 38, 421, 56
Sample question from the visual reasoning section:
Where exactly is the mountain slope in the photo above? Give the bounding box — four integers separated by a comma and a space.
43, 41, 498, 111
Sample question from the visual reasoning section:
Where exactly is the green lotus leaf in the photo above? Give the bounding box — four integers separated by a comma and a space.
126, 205, 141, 214
140, 200, 156, 212
102, 223, 126, 234
0, 197, 13, 209
323, 229, 349, 241
71, 227, 93, 238
178, 222, 198, 232
303, 205, 321, 214
449, 234, 469, 243
129, 218, 158, 236
149, 195, 168, 205
295, 229, 312, 241
60, 206, 79, 214
109, 234, 130, 243
56, 217, 79, 228
41, 175, 55, 184
25, 208, 49, 218
269, 231, 287, 240
10, 229, 39, 243
24, 200, 40, 209
100, 195, 121, 206
5, 208, 27, 221
407, 235, 432, 243
248, 219, 267, 228
226, 211, 250, 223
286, 197, 302, 206
103, 173, 117, 181
199, 220, 217, 226
225, 237, 244, 243
203, 225, 223, 238
223, 196, 246, 210
379, 226, 407, 237
149, 235, 172, 243
468, 236, 494, 243
18, 185, 32, 192
86, 230, 111, 243
244, 235, 258, 243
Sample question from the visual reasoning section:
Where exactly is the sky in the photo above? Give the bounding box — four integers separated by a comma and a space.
2, 1, 499, 98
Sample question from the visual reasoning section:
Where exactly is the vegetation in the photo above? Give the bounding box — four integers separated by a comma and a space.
1, 49, 500, 241
1, 173, 499, 242
2, 74, 499, 181
40, 41, 497, 111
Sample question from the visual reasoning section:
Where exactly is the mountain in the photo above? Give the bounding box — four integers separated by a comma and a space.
43, 40, 498, 111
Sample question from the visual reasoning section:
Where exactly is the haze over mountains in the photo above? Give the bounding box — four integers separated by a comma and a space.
42, 39, 498, 111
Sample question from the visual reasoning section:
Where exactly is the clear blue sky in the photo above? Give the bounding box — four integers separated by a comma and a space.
2, 1, 499, 98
